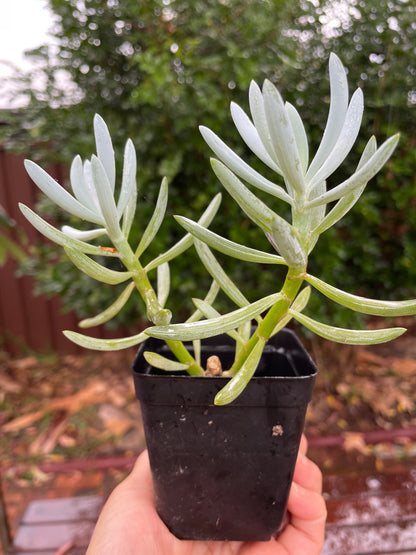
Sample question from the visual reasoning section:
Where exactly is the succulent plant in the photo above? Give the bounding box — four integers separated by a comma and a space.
19, 53, 416, 404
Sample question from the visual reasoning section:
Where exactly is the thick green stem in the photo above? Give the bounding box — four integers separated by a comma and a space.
111, 233, 204, 375
228, 265, 306, 376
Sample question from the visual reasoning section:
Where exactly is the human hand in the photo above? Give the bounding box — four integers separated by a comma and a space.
86, 435, 326, 555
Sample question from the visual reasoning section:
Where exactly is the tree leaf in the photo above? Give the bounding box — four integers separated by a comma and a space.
63, 329, 147, 350
146, 292, 282, 341
64, 246, 132, 284
175, 215, 287, 265
79, 281, 136, 328
136, 177, 168, 257
145, 193, 222, 272
214, 339, 265, 405
143, 351, 190, 372
289, 309, 406, 345
305, 273, 416, 316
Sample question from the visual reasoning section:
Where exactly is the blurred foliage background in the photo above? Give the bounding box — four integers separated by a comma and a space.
1, 0, 415, 330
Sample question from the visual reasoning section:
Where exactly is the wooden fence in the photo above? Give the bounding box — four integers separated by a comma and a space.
0, 147, 130, 356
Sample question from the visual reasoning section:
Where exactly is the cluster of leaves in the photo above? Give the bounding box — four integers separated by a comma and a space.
2, 0, 416, 330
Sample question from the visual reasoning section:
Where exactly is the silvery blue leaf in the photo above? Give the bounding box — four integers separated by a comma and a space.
306, 53, 349, 179
262, 80, 306, 196
248, 80, 278, 164
91, 155, 121, 238
210, 158, 277, 232
24, 160, 104, 226
64, 329, 147, 350
136, 177, 168, 257
83, 160, 101, 212
308, 134, 399, 208
200, 126, 292, 204
230, 101, 281, 173
307, 88, 364, 189
70, 155, 97, 211
157, 261, 170, 308
94, 114, 116, 191
194, 239, 249, 308
145, 193, 222, 272
117, 139, 137, 218
61, 225, 107, 241
285, 102, 309, 174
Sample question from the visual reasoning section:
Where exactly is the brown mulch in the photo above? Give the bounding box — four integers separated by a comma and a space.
1, 323, 416, 544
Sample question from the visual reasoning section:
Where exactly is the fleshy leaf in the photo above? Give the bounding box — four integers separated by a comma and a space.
143, 351, 190, 372
19, 204, 117, 257
94, 114, 116, 190
175, 216, 287, 265
289, 309, 406, 345
285, 102, 309, 174
145, 193, 222, 272
24, 160, 103, 225
249, 80, 279, 165
136, 177, 168, 257
186, 280, 220, 324
61, 225, 107, 241
200, 126, 291, 203
63, 329, 147, 350
64, 246, 132, 284
91, 155, 121, 238
214, 339, 265, 405
79, 282, 136, 328
146, 292, 282, 341
117, 139, 137, 218
157, 262, 170, 308
192, 298, 245, 344
70, 155, 97, 211
305, 273, 416, 316
308, 134, 400, 208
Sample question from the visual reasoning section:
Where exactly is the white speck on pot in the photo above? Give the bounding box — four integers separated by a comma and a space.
179, 415, 186, 422
208, 420, 213, 425
272, 424, 284, 437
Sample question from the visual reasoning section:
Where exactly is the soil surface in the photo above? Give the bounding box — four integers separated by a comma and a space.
1, 322, 416, 545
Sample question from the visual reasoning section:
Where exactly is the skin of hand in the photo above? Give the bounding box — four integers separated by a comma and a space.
86, 435, 327, 555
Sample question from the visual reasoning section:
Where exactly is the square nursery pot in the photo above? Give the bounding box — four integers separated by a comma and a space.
132, 328, 318, 541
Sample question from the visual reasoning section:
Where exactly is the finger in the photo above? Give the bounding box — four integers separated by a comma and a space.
299, 433, 308, 456
292, 451, 323, 494
279, 481, 327, 555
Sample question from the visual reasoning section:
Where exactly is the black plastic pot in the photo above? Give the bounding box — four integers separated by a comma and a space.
132, 329, 318, 541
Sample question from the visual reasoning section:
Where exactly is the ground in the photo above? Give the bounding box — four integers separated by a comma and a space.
1, 321, 416, 544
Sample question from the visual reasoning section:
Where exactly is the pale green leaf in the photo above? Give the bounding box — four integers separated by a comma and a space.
63, 329, 147, 350
193, 340, 201, 367
19, 204, 118, 257
305, 273, 416, 316
214, 339, 265, 405
289, 309, 406, 345
143, 351, 190, 372
79, 282, 136, 328
146, 293, 282, 341
117, 139, 137, 218
94, 114, 116, 190
308, 134, 400, 208
199, 126, 291, 204
61, 225, 107, 241
24, 160, 103, 225
145, 193, 222, 272
157, 262, 170, 308
210, 158, 277, 232
70, 155, 97, 211
248, 80, 279, 165
267, 215, 306, 268
192, 298, 245, 344
285, 102, 309, 174
175, 216, 287, 265
186, 280, 220, 323
307, 88, 364, 190
306, 52, 349, 179
64, 246, 132, 284
230, 101, 281, 173
312, 136, 377, 235
194, 239, 249, 308
136, 177, 168, 257
91, 155, 121, 238
262, 80, 306, 195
